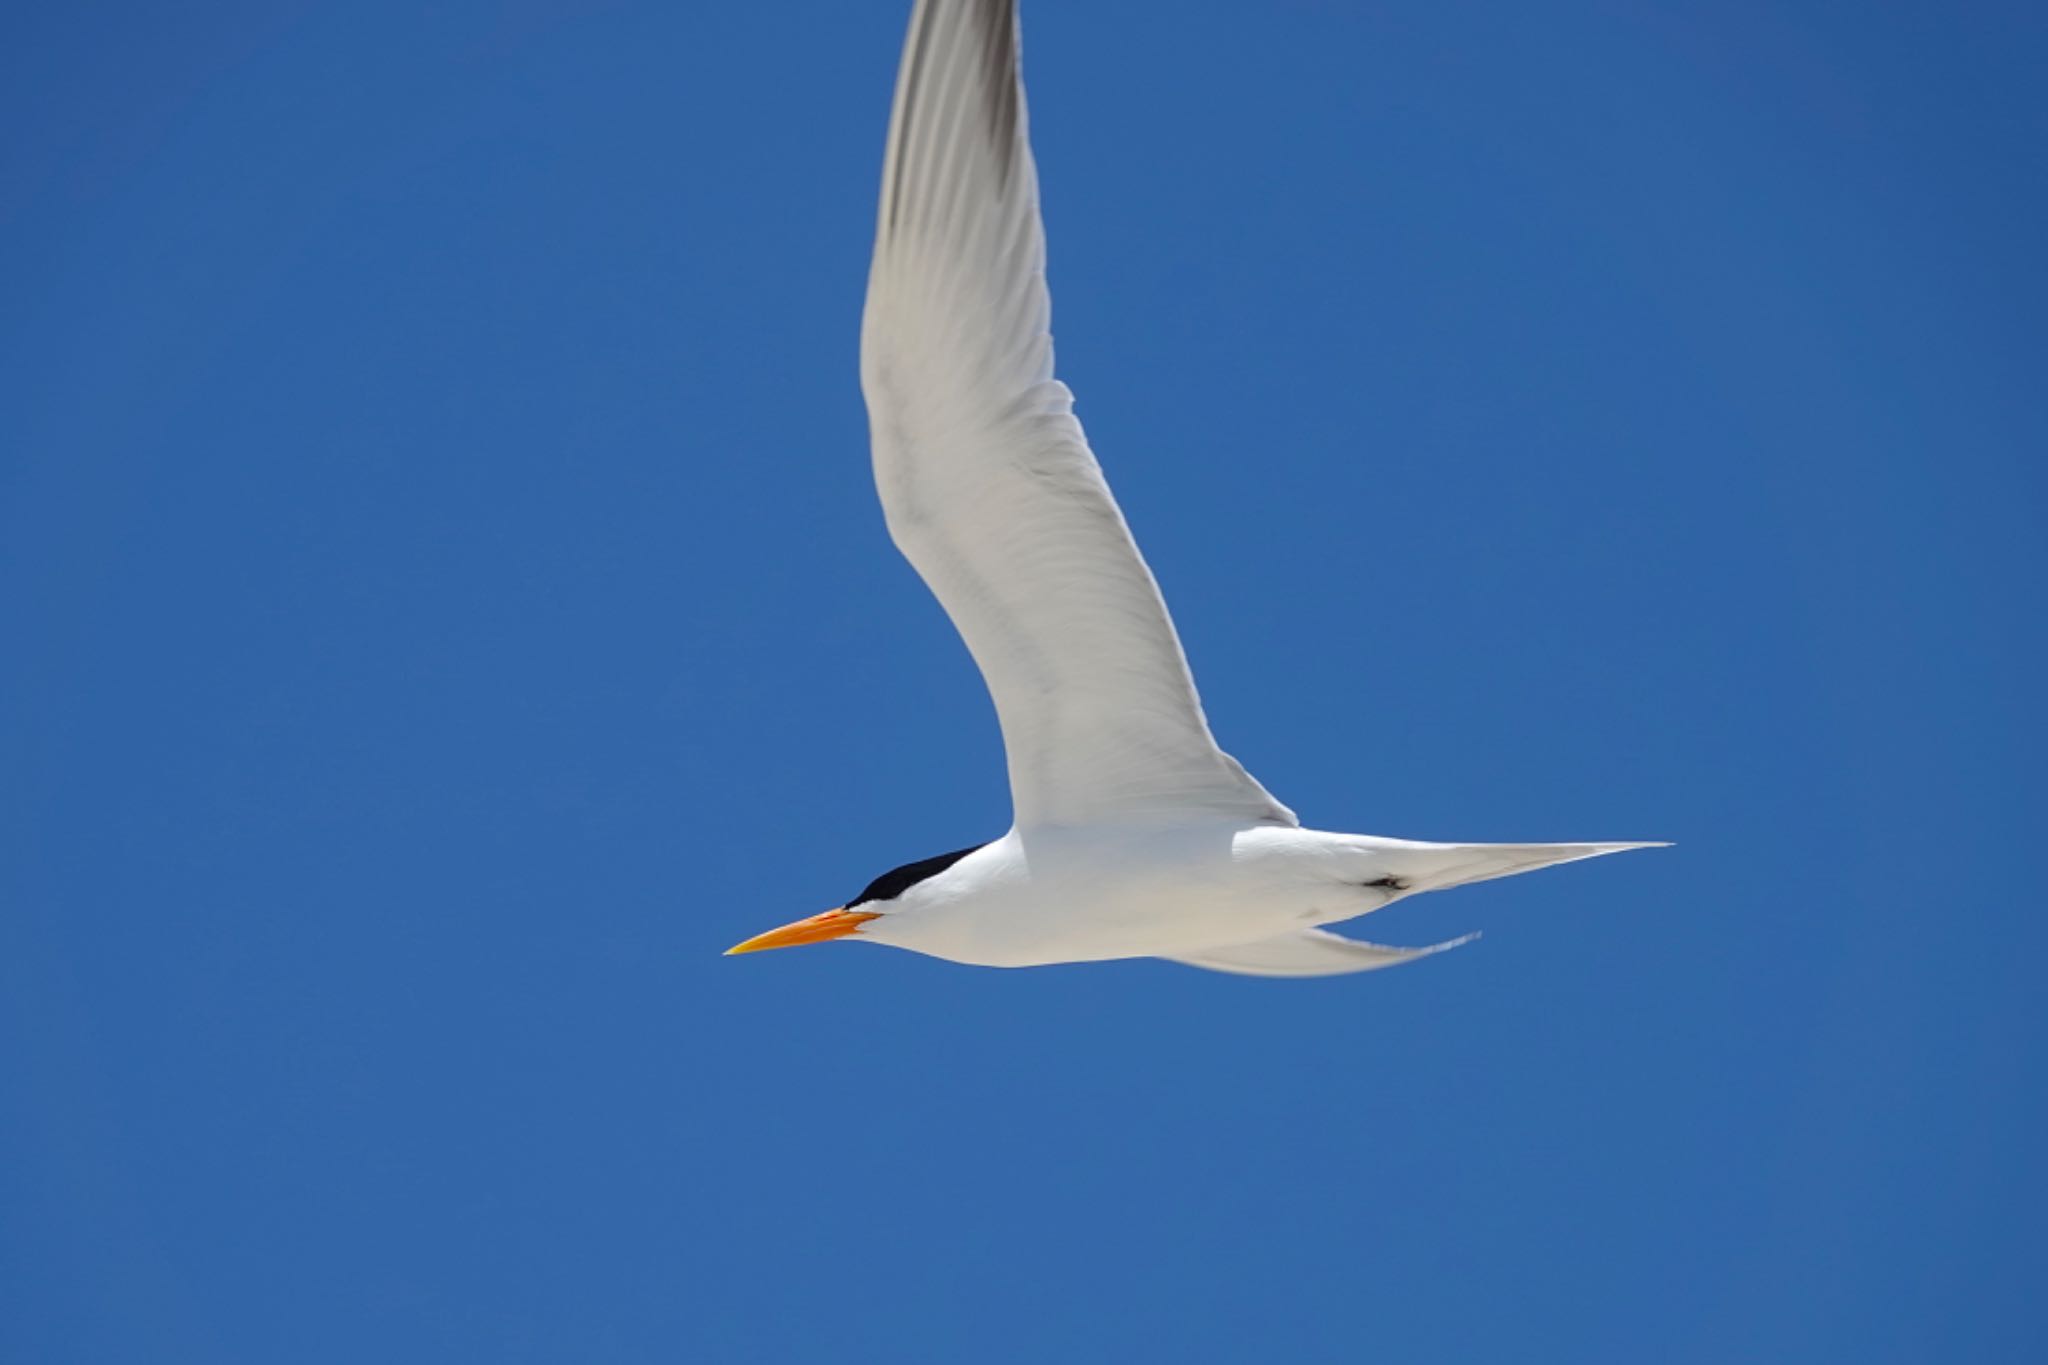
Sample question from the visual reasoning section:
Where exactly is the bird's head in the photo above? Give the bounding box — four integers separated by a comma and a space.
724, 841, 989, 957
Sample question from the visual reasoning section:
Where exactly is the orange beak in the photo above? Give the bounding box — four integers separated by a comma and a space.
724, 907, 881, 956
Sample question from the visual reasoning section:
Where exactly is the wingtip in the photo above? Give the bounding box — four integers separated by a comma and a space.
1422, 930, 1482, 956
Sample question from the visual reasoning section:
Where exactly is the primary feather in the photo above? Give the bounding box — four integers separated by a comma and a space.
861, 0, 1294, 830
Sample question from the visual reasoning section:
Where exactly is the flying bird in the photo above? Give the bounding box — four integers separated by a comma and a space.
728, 0, 1663, 976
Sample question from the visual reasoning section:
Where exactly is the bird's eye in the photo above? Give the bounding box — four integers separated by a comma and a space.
1366, 876, 1410, 891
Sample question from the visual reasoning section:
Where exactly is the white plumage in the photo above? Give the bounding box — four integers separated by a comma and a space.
728, 0, 1663, 976
861, 0, 1290, 831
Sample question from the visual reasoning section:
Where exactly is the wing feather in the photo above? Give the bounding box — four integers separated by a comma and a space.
861, 0, 1293, 829
1166, 930, 1480, 979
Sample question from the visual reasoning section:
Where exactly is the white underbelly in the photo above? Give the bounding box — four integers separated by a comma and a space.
868, 824, 1376, 967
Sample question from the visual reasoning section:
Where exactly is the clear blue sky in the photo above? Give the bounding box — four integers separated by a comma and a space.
4, 2, 2043, 1361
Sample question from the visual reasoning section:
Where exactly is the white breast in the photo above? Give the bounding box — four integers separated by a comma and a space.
860, 824, 1382, 967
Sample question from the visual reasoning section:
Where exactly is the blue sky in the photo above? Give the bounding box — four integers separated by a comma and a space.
4, 1, 2043, 1361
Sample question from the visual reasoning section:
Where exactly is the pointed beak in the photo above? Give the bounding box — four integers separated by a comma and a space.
724, 907, 881, 956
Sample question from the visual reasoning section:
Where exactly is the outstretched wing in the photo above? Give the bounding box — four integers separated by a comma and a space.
860, 0, 1294, 830
1164, 930, 1480, 979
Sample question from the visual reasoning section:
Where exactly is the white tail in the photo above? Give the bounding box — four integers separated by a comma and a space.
1360, 838, 1670, 894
